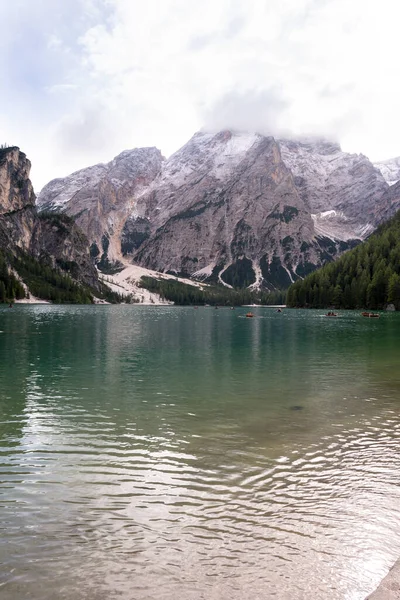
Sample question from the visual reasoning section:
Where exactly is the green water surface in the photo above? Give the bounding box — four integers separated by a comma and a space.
0, 305, 400, 600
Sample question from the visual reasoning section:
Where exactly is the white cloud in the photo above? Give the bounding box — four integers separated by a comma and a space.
1, 0, 400, 191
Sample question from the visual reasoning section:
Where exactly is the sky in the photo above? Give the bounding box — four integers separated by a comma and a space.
1, 0, 400, 192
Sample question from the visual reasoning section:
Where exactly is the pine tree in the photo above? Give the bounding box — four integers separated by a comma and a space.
388, 273, 400, 309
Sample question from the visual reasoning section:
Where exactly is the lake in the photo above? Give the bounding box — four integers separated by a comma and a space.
1, 305, 400, 600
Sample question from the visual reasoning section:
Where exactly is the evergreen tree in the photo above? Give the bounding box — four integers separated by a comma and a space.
388, 273, 400, 309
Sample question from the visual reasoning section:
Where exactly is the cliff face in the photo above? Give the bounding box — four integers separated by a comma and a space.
0, 148, 36, 250
38, 148, 163, 268
0, 147, 35, 214
37, 131, 393, 289
374, 156, 400, 186
0, 147, 99, 290
375, 179, 400, 225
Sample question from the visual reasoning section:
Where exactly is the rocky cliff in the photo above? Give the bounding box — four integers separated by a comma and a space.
374, 156, 400, 186
0, 146, 99, 291
37, 131, 393, 289
375, 179, 400, 224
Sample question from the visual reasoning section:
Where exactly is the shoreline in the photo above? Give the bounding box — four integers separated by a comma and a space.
367, 559, 400, 599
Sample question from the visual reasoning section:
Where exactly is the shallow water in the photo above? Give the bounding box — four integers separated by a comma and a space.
0, 305, 400, 599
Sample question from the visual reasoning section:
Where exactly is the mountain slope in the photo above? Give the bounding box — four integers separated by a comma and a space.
38, 147, 163, 269
279, 138, 387, 239
127, 132, 350, 289
286, 207, 400, 310
37, 131, 391, 289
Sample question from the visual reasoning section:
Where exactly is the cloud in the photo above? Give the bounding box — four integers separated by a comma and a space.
1, 0, 400, 192
203, 89, 289, 137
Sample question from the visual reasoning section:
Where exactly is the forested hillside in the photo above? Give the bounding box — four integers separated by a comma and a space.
139, 277, 285, 306
0, 249, 126, 304
286, 210, 400, 310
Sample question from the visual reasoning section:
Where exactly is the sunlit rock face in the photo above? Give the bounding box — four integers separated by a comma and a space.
38, 131, 392, 289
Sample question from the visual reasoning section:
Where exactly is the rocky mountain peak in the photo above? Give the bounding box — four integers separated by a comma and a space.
0, 146, 35, 214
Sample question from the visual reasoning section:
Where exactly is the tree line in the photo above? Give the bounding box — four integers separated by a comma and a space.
0, 251, 25, 302
139, 276, 286, 306
287, 209, 400, 310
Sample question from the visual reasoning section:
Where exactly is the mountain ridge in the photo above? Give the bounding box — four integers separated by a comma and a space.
37, 130, 398, 289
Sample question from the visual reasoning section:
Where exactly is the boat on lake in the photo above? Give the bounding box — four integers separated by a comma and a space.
325, 311, 338, 317
246, 312, 255, 318
361, 312, 380, 318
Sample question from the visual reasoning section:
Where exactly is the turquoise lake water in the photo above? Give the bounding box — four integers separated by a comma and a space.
0, 305, 400, 599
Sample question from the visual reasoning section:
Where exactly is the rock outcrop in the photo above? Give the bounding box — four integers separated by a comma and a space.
37, 131, 393, 289
0, 146, 99, 290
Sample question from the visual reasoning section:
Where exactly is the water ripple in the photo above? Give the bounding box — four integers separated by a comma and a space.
1, 307, 400, 599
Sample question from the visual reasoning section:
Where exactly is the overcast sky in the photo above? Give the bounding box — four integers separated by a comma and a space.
1, 0, 399, 191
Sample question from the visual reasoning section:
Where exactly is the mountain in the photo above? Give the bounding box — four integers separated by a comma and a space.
279, 138, 387, 238
38, 147, 163, 271
374, 156, 400, 186
0, 146, 110, 302
286, 207, 400, 310
37, 131, 392, 290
